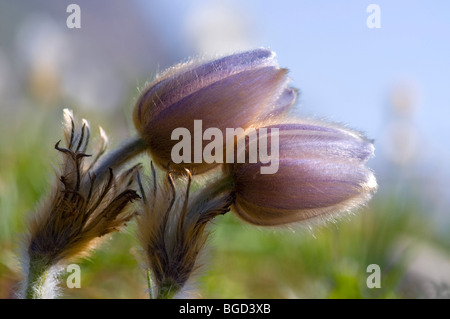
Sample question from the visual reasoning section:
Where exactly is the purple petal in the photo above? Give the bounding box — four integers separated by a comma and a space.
268, 123, 375, 162
143, 67, 288, 170
261, 87, 298, 119
136, 48, 277, 121
232, 122, 377, 225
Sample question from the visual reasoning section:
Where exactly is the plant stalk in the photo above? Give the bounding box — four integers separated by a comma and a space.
24, 258, 55, 299
92, 135, 148, 181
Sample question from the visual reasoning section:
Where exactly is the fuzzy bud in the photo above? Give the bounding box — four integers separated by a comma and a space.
230, 121, 378, 226
137, 165, 234, 298
133, 48, 296, 174
22, 110, 141, 298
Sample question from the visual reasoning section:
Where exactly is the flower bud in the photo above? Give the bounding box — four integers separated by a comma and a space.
137, 165, 234, 298
26, 110, 140, 266
133, 48, 295, 174
22, 110, 141, 298
230, 121, 377, 226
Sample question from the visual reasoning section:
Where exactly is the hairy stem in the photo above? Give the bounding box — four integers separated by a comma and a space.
24, 257, 56, 299
147, 269, 154, 299
92, 135, 147, 182
157, 280, 180, 299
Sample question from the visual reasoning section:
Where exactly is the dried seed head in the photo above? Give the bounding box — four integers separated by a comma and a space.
133, 48, 296, 174
25, 109, 141, 266
229, 119, 377, 226
137, 165, 234, 298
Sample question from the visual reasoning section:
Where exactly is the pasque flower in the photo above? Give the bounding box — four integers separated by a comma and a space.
22, 109, 141, 298
18, 46, 379, 299
133, 48, 296, 174
229, 120, 377, 226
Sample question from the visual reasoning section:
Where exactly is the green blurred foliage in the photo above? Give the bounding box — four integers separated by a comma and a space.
0, 106, 448, 299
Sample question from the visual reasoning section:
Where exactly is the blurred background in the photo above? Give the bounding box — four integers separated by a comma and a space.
0, 0, 449, 298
